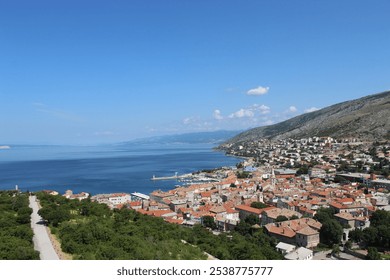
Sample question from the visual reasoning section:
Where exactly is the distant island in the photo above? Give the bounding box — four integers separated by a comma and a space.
0, 145, 11, 150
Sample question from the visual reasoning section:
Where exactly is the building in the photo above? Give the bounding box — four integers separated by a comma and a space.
234, 204, 273, 220
169, 199, 188, 212
296, 226, 320, 248
91, 193, 131, 208
264, 218, 322, 248
131, 192, 150, 201
261, 208, 302, 225
276, 242, 296, 255
284, 247, 313, 260
274, 168, 296, 179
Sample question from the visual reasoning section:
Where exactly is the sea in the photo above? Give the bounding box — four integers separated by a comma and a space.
0, 143, 241, 196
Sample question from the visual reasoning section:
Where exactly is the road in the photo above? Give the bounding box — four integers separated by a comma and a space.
29, 195, 60, 260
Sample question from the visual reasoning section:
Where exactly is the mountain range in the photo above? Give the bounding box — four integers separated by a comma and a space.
123, 130, 242, 145
225, 91, 390, 145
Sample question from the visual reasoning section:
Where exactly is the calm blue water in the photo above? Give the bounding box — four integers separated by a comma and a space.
0, 144, 240, 195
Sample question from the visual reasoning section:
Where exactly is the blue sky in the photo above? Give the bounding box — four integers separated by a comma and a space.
1, 0, 389, 144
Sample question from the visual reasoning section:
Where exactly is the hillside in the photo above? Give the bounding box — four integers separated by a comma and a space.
224, 91, 390, 145
123, 130, 241, 145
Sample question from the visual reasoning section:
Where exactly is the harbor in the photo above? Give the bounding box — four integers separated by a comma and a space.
151, 172, 193, 181
151, 172, 222, 185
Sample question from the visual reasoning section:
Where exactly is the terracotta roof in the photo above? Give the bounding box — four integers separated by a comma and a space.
200, 192, 212, 197
235, 204, 263, 215
334, 212, 354, 220
329, 201, 346, 209
150, 210, 175, 217
265, 224, 296, 238
130, 201, 141, 207
280, 218, 322, 231
210, 206, 226, 214
296, 226, 318, 236
165, 218, 184, 224
337, 197, 354, 204
225, 208, 238, 214
263, 208, 301, 219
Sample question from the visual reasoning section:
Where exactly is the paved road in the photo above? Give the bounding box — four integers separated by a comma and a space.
313, 250, 333, 260
29, 195, 59, 260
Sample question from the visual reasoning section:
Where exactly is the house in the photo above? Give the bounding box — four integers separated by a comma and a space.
261, 208, 302, 225
169, 199, 188, 212
91, 193, 131, 208
276, 242, 296, 255
264, 218, 321, 248
215, 216, 239, 232
63, 190, 90, 200
284, 247, 313, 260
209, 205, 226, 215
308, 167, 327, 178
129, 201, 142, 210
274, 168, 296, 179
296, 226, 320, 248
234, 204, 272, 220
334, 212, 355, 228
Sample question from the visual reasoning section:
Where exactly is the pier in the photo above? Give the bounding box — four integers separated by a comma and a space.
151, 172, 192, 181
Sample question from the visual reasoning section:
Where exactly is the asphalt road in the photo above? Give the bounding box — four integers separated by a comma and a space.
29, 195, 59, 260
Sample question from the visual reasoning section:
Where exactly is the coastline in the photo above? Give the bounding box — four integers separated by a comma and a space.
0, 143, 242, 195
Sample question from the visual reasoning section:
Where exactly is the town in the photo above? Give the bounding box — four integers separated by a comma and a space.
62, 136, 390, 260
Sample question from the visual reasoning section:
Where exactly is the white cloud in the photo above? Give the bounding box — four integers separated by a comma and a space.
304, 107, 320, 113
246, 86, 269, 96
229, 108, 255, 119
183, 117, 199, 125
288, 106, 298, 113
213, 109, 224, 120
251, 104, 271, 114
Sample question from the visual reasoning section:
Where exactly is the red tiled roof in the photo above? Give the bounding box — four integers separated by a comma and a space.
235, 204, 263, 215
165, 218, 184, 224
265, 224, 295, 238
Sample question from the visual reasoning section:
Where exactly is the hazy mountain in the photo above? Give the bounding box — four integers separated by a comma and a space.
224, 91, 390, 145
123, 130, 242, 145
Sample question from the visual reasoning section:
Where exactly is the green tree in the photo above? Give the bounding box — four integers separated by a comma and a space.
250, 202, 268, 209
348, 228, 363, 243
331, 244, 340, 256
314, 207, 336, 223
366, 247, 381, 260
319, 219, 343, 246
202, 215, 217, 230
275, 215, 288, 223
370, 210, 390, 227
362, 227, 379, 246
344, 240, 352, 250
234, 221, 252, 236
244, 214, 260, 226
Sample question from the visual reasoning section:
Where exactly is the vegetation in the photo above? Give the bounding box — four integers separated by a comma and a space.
0, 191, 39, 260
236, 171, 251, 179
275, 215, 289, 223
349, 210, 390, 252
36, 192, 282, 260
366, 247, 381, 260
296, 164, 309, 175
250, 201, 268, 209
202, 215, 217, 230
314, 207, 343, 247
